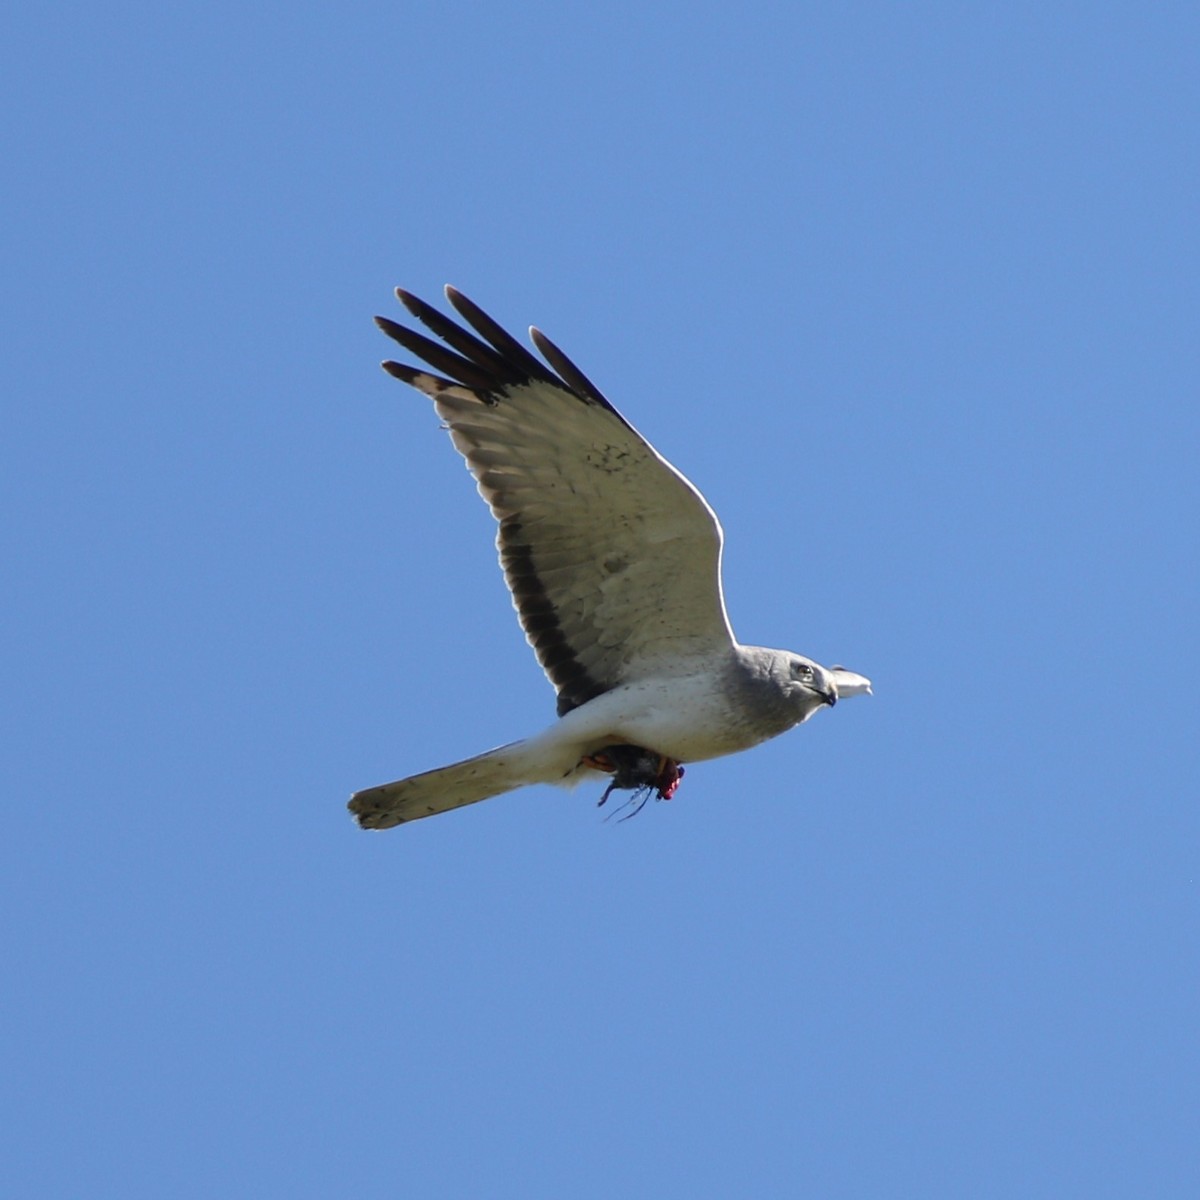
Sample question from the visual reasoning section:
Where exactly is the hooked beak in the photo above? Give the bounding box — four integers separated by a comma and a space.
828, 667, 872, 699
821, 687, 837, 707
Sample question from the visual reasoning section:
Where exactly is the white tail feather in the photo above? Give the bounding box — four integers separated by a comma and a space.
349, 739, 555, 829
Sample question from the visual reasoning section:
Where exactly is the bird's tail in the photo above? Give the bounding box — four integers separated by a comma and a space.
348, 738, 559, 830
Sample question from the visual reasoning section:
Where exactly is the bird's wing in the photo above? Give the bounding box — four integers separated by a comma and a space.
378, 286, 736, 715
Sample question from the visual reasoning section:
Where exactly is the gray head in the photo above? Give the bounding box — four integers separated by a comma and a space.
765, 653, 840, 725
738, 646, 872, 733
775, 654, 873, 718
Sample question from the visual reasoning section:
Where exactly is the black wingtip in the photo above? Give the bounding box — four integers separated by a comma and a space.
395, 287, 432, 321
529, 325, 614, 410
376, 314, 501, 390
378, 286, 624, 417
381, 359, 419, 382
441, 287, 551, 381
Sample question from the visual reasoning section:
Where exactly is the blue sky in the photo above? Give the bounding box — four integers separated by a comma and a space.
4, 3, 1198, 1196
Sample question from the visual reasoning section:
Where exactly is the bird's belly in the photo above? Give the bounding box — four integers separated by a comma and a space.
562, 675, 786, 763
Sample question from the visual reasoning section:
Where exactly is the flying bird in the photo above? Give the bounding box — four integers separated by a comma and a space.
349, 287, 871, 829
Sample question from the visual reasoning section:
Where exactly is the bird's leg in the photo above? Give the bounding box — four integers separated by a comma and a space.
581, 751, 616, 773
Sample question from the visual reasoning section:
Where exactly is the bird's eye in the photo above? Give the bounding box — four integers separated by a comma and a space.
794, 662, 814, 680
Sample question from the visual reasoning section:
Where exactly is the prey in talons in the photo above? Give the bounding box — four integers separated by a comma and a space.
582, 744, 687, 820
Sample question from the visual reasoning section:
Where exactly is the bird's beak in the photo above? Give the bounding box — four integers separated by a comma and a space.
822, 687, 837, 707
828, 668, 872, 699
